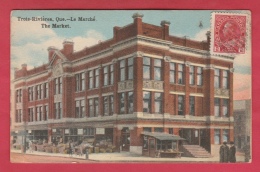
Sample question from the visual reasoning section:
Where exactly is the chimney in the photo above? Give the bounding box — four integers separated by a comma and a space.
62, 39, 74, 55
161, 20, 171, 40
132, 13, 143, 35
47, 46, 58, 62
21, 64, 27, 71
206, 31, 211, 43
113, 26, 120, 41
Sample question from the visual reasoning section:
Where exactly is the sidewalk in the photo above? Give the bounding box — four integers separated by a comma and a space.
11, 149, 247, 163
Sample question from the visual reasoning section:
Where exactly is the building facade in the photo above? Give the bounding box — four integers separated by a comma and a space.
234, 100, 251, 150
12, 13, 234, 156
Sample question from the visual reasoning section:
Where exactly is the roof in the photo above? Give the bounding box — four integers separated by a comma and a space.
141, 132, 185, 141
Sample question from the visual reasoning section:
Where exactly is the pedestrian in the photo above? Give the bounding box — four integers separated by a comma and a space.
219, 141, 229, 162
243, 142, 251, 162
229, 141, 236, 163
69, 140, 73, 157
28, 140, 33, 153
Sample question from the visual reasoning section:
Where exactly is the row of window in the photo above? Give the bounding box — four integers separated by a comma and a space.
16, 96, 230, 123
28, 106, 48, 122
16, 59, 230, 103
28, 83, 49, 101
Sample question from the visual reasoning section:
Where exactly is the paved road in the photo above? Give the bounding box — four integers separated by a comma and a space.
10, 152, 96, 163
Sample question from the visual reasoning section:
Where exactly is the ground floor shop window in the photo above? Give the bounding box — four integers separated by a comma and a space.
154, 128, 163, 133
223, 129, 229, 142
214, 129, 220, 144
143, 127, 152, 132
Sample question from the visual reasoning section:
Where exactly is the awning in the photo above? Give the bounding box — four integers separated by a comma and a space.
142, 132, 185, 141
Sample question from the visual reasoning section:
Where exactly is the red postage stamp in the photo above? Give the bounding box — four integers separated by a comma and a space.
212, 13, 247, 54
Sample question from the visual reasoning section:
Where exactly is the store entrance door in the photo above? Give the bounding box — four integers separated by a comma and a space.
148, 139, 156, 157
121, 127, 130, 151
179, 129, 199, 145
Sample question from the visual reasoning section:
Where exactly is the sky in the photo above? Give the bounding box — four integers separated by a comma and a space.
10, 10, 251, 100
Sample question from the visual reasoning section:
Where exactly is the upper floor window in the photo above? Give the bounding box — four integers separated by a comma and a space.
143, 57, 151, 80
154, 59, 162, 81
95, 69, 99, 88
16, 89, 22, 103
16, 109, 22, 123
178, 64, 184, 84
189, 96, 195, 116
155, 92, 163, 114
75, 99, 85, 118
223, 99, 229, 117
214, 69, 220, 88
88, 98, 99, 117
119, 93, 125, 114
128, 58, 134, 80
103, 64, 114, 86
44, 105, 48, 121
170, 62, 175, 83
88, 71, 93, 89
214, 98, 220, 117
28, 108, 34, 122
223, 70, 229, 89
189, 66, 195, 85
103, 66, 109, 86
44, 83, 49, 98
128, 92, 134, 114
54, 77, 62, 94
103, 95, 114, 116
36, 107, 40, 121
28, 87, 34, 101
76, 72, 85, 92
110, 65, 114, 85
36, 85, 42, 100
120, 59, 126, 81
55, 102, 62, 119
178, 95, 184, 115
197, 67, 203, 86
143, 91, 151, 113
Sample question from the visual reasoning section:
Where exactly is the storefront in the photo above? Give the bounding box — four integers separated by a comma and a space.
142, 132, 185, 158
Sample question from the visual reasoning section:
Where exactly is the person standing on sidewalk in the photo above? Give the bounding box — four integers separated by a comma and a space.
229, 141, 236, 163
219, 141, 229, 162
69, 140, 73, 157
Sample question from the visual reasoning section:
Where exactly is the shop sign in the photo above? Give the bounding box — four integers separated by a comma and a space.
52, 129, 56, 132
65, 129, 69, 134
78, 129, 83, 135
96, 128, 105, 134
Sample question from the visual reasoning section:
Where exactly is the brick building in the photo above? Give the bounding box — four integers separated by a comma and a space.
12, 13, 234, 156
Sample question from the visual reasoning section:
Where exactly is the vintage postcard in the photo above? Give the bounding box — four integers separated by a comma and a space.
10, 10, 251, 163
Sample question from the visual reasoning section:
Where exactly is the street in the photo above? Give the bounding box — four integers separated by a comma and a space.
10, 152, 96, 163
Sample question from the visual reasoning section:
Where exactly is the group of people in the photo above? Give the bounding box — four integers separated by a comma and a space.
219, 141, 236, 163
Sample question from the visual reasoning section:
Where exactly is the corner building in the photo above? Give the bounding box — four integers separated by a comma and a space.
13, 13, 234, 156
